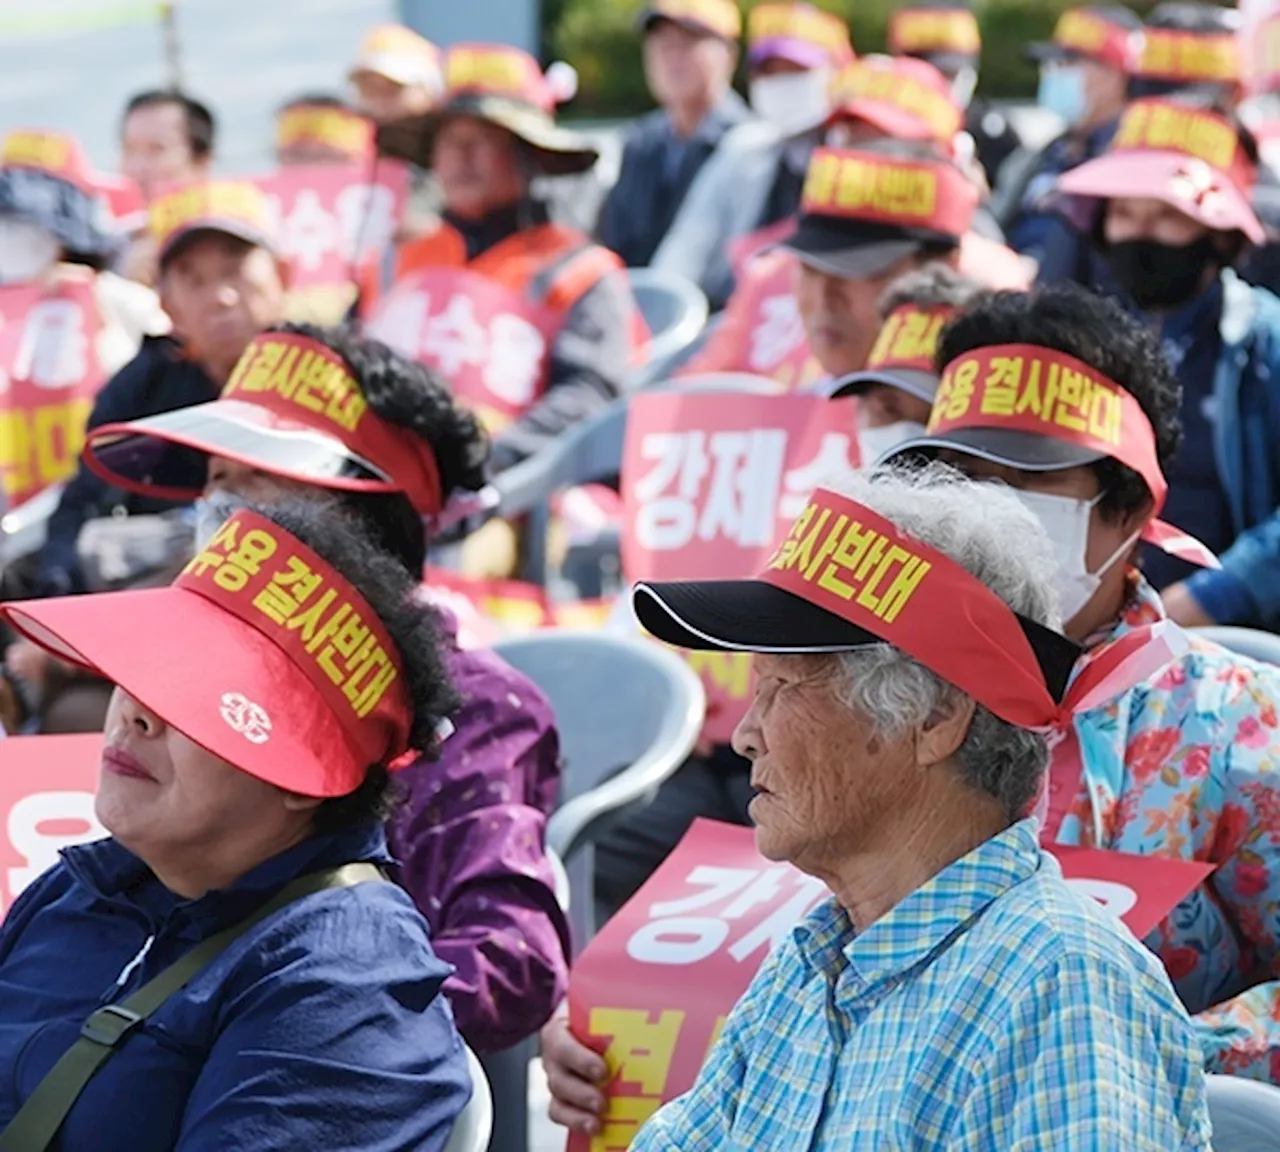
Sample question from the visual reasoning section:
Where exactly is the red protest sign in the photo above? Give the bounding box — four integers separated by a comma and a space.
0, 734, 103, 919
725, 217, 797, 282
679, 249, 825, 391
258, 161, 409, 325
621, 391, 859, 742
567, 818, 828, 1151
363, 266, 560, 432
567, 818, 1219, 1148
0, 273, 106, 507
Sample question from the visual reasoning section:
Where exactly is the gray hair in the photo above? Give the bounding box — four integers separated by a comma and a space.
824, 462, 1064, 820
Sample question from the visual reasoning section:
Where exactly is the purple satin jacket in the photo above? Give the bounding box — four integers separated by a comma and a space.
388, 609, 569, 1053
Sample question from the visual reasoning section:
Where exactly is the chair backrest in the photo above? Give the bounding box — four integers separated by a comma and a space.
1190, 626, 1280, 667
443, 1044, 494, 1152
492, 629, 706, 859
1205, 1074, 1280, 1152
626, 267, 709, 383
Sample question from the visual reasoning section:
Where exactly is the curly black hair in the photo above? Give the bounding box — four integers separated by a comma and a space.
936, 282, 1183, 522
268, 322, 490, 573
242, 494, 457, 831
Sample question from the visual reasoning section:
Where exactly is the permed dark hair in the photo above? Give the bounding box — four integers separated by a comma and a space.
267, 322, 490, 574
123, 89, 216, 160
936, 282, 1183, 522
244, 494, 457, 831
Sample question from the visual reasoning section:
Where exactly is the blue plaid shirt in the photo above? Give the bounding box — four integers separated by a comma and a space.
631, 820, 1212, 1150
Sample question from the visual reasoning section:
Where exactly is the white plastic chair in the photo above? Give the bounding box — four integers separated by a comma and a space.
1207, 1074, 1280, 1152
443, 1044, 494, 1152
0, 482, 63, 564
625, 268, 710, 387
1191, 626, 1280, 668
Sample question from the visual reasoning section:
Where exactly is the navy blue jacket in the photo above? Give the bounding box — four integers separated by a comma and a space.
596, 90, 752, 269
0, 821, 469, 1151
37, 335, 219, 595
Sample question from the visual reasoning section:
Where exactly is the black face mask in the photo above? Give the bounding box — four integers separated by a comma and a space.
1102, 234, 1221, 312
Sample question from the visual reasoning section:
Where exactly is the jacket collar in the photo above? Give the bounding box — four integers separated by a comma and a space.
444, 197, 551, 261
61, 820, 392, 939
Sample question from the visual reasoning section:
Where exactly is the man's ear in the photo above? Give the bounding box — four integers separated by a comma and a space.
916, 693, 976, 768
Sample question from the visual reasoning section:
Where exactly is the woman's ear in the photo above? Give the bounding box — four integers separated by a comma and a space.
916, 693, 976, 768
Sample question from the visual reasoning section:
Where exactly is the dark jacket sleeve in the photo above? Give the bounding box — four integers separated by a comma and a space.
595, 116, 659, 264
37, 338, 215, 594
489, 269, 636, 469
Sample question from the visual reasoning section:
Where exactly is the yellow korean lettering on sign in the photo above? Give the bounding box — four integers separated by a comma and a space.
224, 339, 369, 434
768, 504, 932, 624
588, 1007, 684, 1152
1115, 103, 1236, 172
0, 397, 94, 500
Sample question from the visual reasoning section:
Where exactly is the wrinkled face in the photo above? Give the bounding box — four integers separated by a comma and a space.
731, 653, 917, 873
859, 383, 933, 428
97, 687, 296, 867
351, 71, 434, 125
205, 456, 304, 503
431, 116, 526, 220
121, 102, 207, 199
795, 255, 920, 377
159, 234, 287, 383
643, 19, 734, 109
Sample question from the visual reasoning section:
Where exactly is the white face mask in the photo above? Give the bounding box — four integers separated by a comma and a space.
1013, 488, 1139, 624
0, 217, 60, 284
193, 491, 250, 550
749, 68, 834, 136
857, 420, 927, 467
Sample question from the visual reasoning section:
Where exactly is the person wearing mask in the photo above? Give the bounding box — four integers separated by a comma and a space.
682, 134, 1023, 388
996, 5, 1141, 268
649, 2, 853, 308
274, 94, 375, 167
82, 324, 570, 1054
826, 262, 983, 463
347, 23, 443, 126
371, 43, 642, 473
878, 283, 1280, 1085
1048, 97, 1280, 631
595, 0, 750, 270
34, 180, 287, 600
886, 2, 1022, 190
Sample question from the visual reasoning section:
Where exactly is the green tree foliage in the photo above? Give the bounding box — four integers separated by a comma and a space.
550, 0, 1163, 117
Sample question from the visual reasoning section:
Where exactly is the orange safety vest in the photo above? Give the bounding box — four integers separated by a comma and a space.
364, 221, 645, 430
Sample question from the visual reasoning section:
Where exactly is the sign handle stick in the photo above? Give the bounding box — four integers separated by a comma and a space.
161, 2, 183, 90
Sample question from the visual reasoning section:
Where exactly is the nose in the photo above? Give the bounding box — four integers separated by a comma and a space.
116, 690, 165, 738
212, 281, 241, 308
731, 711, 761, 762
205, 455, 250, 495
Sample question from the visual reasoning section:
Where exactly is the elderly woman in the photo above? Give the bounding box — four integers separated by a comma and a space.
80, 324, 569, 1053
0, 499, 468, 1149
621, 465, 1210, 1149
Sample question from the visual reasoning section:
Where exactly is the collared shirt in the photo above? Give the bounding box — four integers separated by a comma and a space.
1055, 572, 1280, 1081
388, 606, 571, 1053
0, 821, 469, 1151
632, 820, 1211, 1150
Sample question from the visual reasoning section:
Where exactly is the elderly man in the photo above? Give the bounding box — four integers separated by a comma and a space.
371, 42, 642, 472
616, 464, 1211, 1147
596, 0, 750, 269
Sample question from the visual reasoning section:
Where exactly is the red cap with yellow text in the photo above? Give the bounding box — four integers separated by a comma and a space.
349, 23, 442, 89
881, 342, 1221, 569
747, 3, 854, 69
887, 6, 981, 67
782, 146, 978, 278
1026, 6, 1142, 71
1128, 24, 1239, 89
827, 56, 962, 149
639, 0, 742, 42
830, 303, 957, 402
1, 509, 413, 797
276, 103, 375, 163
149, 179, 280, 266
1052, 98, 1263, 244
83, 331, 445, 517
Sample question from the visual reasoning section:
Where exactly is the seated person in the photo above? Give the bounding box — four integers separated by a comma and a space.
373, 42, 643, 471
620, 465, 1210, 1147
0, 499, 469, 1149
82, 324, 569, 1052
880, 284, 1280, 1082
274, 94, 375, 167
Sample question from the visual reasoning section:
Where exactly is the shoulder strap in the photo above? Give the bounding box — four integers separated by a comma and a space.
0, 862, 384, 1152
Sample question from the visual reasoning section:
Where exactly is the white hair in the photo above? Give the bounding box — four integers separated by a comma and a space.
822, 462, 1063, 819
